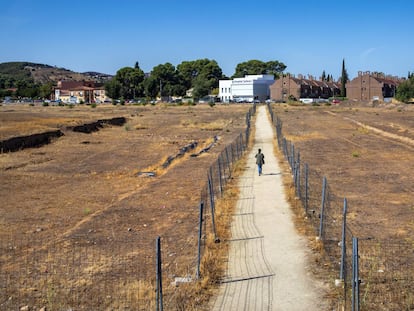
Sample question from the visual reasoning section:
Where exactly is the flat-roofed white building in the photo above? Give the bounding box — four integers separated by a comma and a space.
219, 74, 274, 103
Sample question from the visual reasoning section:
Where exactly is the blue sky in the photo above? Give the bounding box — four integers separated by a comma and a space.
1, 0, 412, 80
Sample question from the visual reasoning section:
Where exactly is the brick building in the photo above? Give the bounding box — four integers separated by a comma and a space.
269, 74, 341, 102
345, 71, 401, 101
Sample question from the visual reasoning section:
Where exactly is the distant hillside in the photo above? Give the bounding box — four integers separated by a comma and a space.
0, 62, 112, 85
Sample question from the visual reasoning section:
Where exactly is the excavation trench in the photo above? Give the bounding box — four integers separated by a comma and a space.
0, 117, 126, 153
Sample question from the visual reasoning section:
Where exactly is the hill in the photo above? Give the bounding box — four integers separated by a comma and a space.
0, 62, 112, 85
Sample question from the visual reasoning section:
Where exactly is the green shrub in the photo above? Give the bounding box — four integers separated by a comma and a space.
352, 151, 360, 157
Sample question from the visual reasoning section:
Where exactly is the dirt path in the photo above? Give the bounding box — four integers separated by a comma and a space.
211, 105, 328, 310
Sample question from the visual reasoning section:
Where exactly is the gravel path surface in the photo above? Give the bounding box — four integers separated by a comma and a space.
211, 105, 328, 310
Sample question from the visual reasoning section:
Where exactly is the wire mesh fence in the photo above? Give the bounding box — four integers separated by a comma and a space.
1, 235, 156, 310
156, 104, 256, 309
353, 238, 414, 311
1, 105, 256, 310
268, 104, 414, 311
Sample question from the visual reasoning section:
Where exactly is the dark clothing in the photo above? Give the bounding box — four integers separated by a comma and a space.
255, 151, 265, 175
255, 152, 265, 166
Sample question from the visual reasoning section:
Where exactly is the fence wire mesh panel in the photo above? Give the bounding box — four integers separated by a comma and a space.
1, 105, 255, 310
162, 106, 253, 309
351, 239, 414, 311
1, 235, 155, 310
268, 104, 414, 310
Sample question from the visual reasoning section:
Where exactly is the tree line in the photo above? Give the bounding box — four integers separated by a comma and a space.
104, 59, 287, 101
1, 59, 413, 103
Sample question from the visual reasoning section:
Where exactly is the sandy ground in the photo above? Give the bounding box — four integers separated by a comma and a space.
211, 105, 328, 310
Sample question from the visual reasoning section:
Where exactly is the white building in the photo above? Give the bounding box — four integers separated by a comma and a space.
219, 74, 274, 103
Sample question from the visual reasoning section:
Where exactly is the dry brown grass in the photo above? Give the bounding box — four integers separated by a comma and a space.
140, 155, 248, 310
1, 103, 253, 310
268, 103, 414, 309
162, 156, 248, 310
267, 110, 338, 306
285, 131, 326, 142
161, 115, 256, 310
179, 118, 231, 131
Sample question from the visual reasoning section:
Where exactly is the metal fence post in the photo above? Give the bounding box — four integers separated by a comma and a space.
340, 198, 348, 280
304, 163, 309, 214
283, 138, 288, 160
225, 146, 230, 171
217, 158, 223, 197
208, 174, 219, 243
156, 236, 163, 311
318, 177, 327, 240
296, 151, 301, 198
352, 237, 359, 311
196, 202, 204, 279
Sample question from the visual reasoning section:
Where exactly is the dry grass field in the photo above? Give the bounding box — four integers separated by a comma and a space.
2, 101, 414, 310
270, 102, 414, 310
271, 102, 414, 240
0, 103, 251, 310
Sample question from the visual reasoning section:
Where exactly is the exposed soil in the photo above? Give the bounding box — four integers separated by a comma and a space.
2, 101, 413, 309
0, 103, 251, 309
270, 102, 414, 240
211, 106, 329, 310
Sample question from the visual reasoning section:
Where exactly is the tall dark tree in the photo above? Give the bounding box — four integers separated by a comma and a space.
321, 70, 326, 81
340, 59, 349, 97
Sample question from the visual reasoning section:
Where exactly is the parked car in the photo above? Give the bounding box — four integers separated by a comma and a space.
332, 99, 341, 104
299, 98, 314, 104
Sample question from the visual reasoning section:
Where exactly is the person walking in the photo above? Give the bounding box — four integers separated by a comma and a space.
255, 148, 265, 176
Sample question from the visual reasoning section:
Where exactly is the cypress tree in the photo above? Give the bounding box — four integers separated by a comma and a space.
340, 59, 348, 97
321, 70, 326, 81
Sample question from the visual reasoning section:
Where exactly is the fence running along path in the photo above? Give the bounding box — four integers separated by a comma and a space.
0, 105, 256, 311
211, 105, 327, 310
3, 103, 412, 310
268, 104, 414, 311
